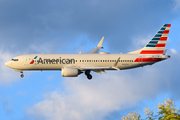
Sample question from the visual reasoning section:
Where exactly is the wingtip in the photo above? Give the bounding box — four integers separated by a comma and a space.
97, 36, 104, 47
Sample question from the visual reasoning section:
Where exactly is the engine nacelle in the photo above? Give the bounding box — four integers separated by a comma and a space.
61, 67, 81, 77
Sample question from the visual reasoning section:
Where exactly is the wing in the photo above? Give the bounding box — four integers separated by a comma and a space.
88, 37, 104, 54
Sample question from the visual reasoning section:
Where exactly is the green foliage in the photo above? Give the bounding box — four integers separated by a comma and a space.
121, 98, 180, 120
121, 110, 141, 120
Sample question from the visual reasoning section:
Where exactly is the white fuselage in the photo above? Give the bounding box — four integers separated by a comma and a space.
5, 53, 168, 71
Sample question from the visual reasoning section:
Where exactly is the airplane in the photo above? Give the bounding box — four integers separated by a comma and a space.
5, 24, 171, 80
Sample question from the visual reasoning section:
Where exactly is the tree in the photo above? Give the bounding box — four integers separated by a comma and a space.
121, 98, 180, 120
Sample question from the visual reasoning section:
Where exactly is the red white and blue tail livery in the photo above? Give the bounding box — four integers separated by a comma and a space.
129, 24, 171, 54
5, 24, 171, 80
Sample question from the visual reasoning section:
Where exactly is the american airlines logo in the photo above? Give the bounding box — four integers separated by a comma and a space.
30, 56, 75, 64
30, 56, 38, 64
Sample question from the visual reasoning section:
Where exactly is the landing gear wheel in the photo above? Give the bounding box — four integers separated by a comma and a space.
20, 74, 24, 78
85, 70, 92, 80
87, 74, 92, 80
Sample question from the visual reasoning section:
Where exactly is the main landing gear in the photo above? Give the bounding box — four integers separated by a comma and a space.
20, 71, 24, 78
85, 70, 92, 80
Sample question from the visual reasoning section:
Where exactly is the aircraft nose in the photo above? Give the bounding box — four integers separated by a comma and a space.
5, 61, 11, 68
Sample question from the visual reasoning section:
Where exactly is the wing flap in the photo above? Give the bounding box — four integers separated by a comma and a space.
92, 69, 107, 74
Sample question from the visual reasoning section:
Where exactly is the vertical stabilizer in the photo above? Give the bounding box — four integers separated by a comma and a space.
128, 24, 171, 54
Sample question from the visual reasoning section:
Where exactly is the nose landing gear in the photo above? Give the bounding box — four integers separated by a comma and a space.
20, 74, 24, 78
85, 70, 92, 80
20, 71, 24, 78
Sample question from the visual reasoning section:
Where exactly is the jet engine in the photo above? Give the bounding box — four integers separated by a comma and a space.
61, 67, 82, 77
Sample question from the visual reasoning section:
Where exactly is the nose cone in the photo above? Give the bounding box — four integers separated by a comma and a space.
5, 61, 12, 68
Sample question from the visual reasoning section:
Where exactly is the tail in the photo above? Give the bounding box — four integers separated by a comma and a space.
129, 24, 171, 54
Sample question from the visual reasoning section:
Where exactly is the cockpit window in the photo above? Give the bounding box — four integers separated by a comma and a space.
11, 59, 19, 61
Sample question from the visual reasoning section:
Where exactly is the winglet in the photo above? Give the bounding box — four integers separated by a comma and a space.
88, 37, 104, 54
97, 36, 104, 48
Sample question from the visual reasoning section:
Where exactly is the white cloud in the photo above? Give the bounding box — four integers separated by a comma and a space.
27, 64, 170, 120
0, 50, 20, 85
171, 48, 178, 54
129, 36, 151, 52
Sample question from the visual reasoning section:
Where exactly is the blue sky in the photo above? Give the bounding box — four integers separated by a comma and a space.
0, 0, 180, 120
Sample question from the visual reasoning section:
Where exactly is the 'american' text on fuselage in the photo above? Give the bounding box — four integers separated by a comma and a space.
37, 57, 75, 64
